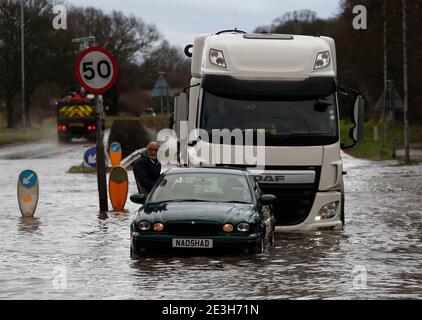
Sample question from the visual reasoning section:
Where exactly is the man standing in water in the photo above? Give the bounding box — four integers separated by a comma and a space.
133, 141, 161, 194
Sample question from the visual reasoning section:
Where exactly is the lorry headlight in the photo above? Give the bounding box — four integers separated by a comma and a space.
313, 51, 330, 70
315, 201, 339, 221
209, 48, 227, 68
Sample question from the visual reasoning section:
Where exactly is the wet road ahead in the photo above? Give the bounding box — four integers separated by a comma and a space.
0, 139, 421, 299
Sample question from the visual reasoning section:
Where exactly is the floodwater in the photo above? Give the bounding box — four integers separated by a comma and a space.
0, 139, 421, 299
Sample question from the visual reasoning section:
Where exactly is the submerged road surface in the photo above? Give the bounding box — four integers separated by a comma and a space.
0, 139, 421, 299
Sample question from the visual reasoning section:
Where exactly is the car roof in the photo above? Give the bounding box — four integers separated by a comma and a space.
164, 167, 248, 176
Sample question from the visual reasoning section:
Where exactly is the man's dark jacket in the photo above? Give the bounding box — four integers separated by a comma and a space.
133, 149, 161, 193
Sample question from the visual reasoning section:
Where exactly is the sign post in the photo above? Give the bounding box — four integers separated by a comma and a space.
75, 47, 118, 213
95, 95, 108, 212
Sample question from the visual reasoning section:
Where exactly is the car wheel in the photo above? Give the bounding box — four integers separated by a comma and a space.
130, 246, 137, 259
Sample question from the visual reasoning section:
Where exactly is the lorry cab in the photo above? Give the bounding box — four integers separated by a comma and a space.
174, 30, 364, 231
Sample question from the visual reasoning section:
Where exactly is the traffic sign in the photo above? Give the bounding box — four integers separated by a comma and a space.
75, 47, 118, 94
375, 85, 404, 111
111, 142, 120, 153
19, 170, 38, 188
109, 142, 122, 167
17, 170, 39, 218
84, 146, 97, 168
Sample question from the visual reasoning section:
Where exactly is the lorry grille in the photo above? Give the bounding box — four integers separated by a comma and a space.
166, 222, 221, 236
215, 165, 321, 226
260, 184, 317, 226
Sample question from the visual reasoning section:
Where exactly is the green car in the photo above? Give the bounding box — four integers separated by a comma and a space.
130, 167, 276, 257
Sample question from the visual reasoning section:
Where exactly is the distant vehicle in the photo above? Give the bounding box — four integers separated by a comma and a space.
55, 92, 98, 143
129, 167, 276, 257
142, 107, 156, 117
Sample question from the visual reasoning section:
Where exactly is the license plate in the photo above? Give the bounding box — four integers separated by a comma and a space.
172, 238, 213, 248
69, 122, 85, 127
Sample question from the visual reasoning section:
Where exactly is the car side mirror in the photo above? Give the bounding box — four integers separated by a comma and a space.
130, 193, 146, 204
260, 194, 276, 204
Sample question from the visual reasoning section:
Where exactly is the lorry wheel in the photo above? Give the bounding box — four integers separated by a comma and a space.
58, 136, 68, 143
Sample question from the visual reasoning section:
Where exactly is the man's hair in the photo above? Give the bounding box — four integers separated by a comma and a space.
147, 142, 159, 150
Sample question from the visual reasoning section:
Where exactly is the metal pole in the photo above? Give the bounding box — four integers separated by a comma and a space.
402, 0, 410, 162
21, 0, 26, 129
380, 1, 388, 160
95, 95, 108, 212
389, 81, 396, 158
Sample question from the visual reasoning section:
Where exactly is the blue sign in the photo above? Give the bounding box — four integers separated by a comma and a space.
111, 142, 120, 152
19, 170, 38, 189
84, 147, 97, 168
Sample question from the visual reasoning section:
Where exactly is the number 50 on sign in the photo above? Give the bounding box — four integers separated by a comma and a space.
75, 47, 118, 94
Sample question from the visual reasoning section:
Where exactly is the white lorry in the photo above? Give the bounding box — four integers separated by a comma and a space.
173, 29, 364, 231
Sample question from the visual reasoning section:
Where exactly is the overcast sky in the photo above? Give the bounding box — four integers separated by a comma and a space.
68, 0, 341, 49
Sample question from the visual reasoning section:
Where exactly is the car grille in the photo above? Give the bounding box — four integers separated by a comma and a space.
166, 222, 221, 236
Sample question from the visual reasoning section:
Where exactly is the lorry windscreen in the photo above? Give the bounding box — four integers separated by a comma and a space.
200, 92, 339, 146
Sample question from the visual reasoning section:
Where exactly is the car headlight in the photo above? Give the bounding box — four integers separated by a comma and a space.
209, 48, 227, 68
237, 222, 250, 232
223, 224, 234, 233
313, 51, 330, 70
153, 222, 164, 232
315, 202, 339, 221
137, 220, 151, 231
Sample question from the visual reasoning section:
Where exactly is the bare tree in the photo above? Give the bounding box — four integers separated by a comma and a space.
0, 0, 21, 128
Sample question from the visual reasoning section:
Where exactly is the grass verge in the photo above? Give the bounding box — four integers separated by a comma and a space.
0, 114, 57, 146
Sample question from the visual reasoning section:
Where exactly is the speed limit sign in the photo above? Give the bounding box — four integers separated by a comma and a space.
75, 47, 118, 94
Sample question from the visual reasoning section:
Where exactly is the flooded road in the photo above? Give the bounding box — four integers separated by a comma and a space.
0, 140, 421, 299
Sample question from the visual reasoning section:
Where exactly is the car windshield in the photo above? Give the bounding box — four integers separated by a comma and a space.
149, 173, 253, 204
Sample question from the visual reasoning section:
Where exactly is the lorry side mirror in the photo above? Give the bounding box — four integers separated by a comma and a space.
351, 95, 364, 142
340, 88, 365, 150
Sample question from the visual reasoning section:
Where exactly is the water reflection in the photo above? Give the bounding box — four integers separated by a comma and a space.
18, 217, 41, 234
1, 150, 421, 299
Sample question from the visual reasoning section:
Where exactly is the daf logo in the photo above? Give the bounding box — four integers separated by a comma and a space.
255, 175, 286, 183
